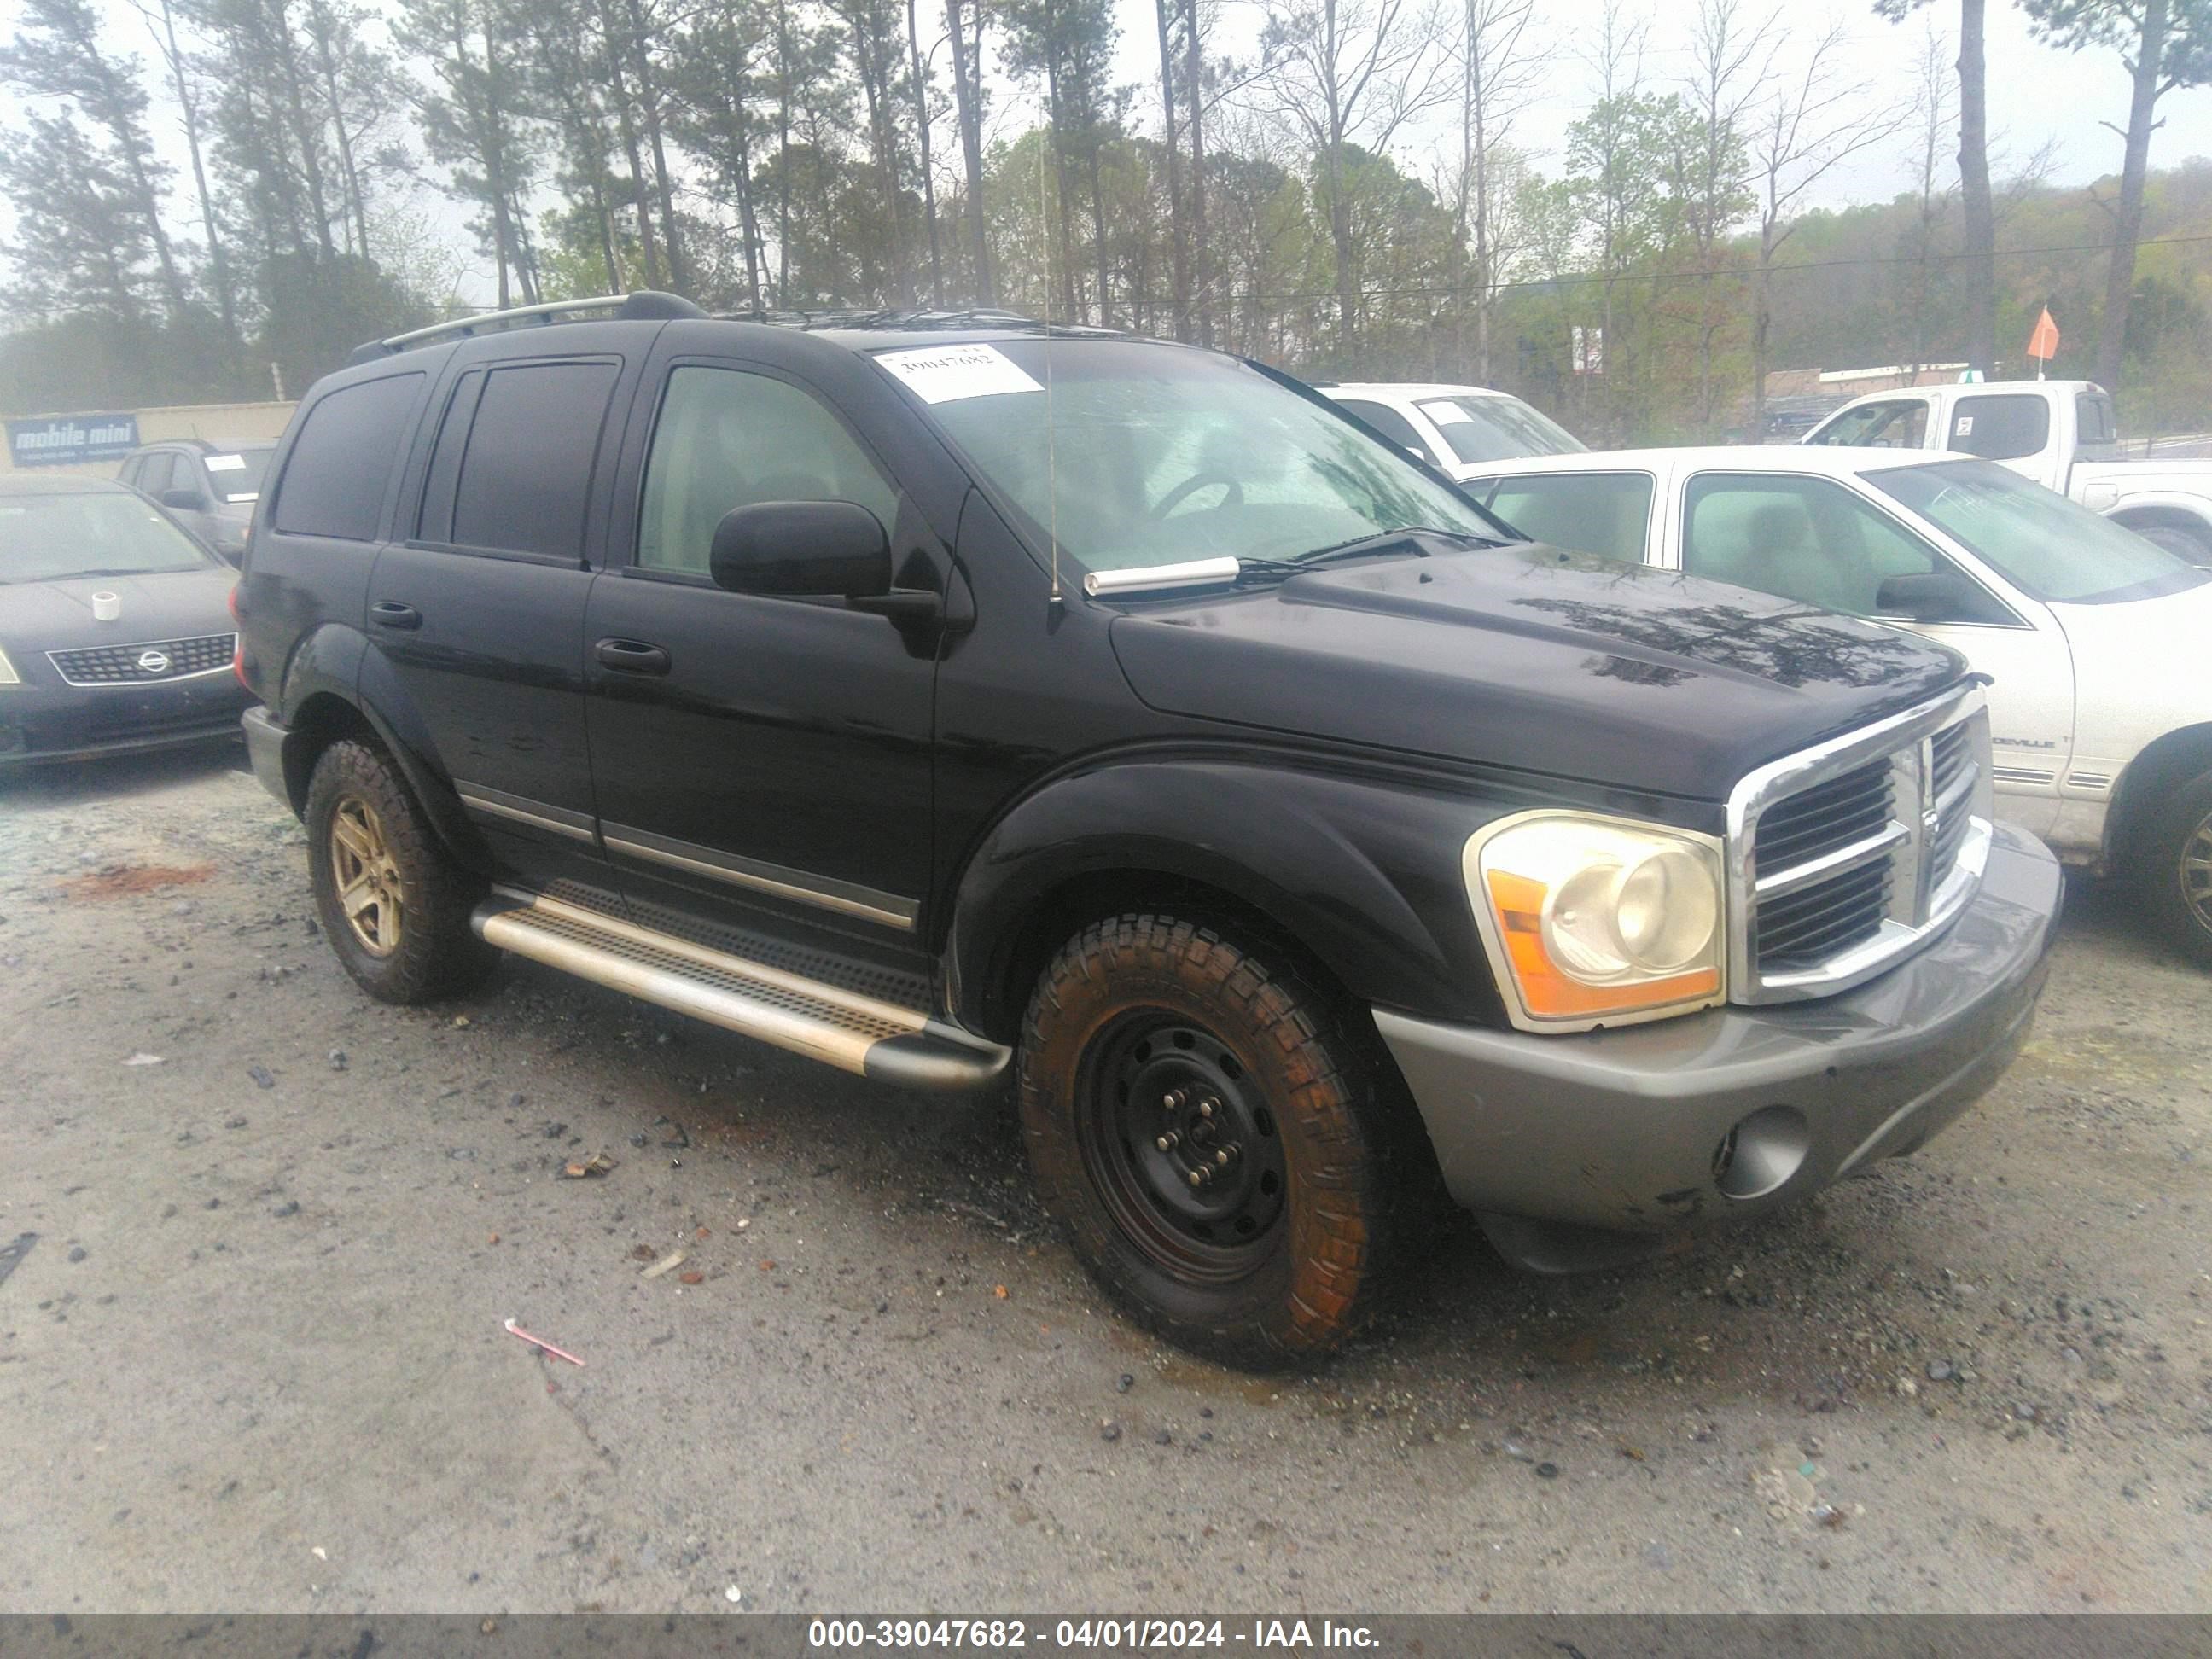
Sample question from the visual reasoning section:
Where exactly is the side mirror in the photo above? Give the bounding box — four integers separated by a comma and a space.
160, 488, 210, 512
709, 500, 891, 599
1874, 571, 2005, 626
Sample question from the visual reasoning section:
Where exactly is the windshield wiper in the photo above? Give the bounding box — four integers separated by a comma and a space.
1294, 526, 1499, 565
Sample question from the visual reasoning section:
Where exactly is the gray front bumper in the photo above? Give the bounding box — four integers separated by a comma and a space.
1375, 823, 2062, 1272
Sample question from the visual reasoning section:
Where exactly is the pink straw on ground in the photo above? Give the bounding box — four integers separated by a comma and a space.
504, 1317, 585, 1366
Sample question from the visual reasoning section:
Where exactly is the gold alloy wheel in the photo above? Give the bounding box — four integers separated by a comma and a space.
329, 794, 405, 957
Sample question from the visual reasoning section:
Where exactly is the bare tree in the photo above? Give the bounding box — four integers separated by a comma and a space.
906, 0, 944, 303
1877, 1, 1997, 375
1155, 0, 1192, 337
1899, 15, 1956, 375
1565, 0, 1650, 436
1450, 0, 1536, 382
945, 0, 992, 303
131, 0, 237, 350
1674, 0, 1778, 433
1247, 0, 1454, 358
1749, 21, 1905, 439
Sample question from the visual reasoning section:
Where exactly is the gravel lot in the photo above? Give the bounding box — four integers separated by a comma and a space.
2, 744, 2208, 1615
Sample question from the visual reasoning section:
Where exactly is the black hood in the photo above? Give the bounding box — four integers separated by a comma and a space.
0, 567, 237, 652
1107, 544, 1965, 800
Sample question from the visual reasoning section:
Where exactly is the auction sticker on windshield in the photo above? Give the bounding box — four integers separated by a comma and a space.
875, 344, 1044, 403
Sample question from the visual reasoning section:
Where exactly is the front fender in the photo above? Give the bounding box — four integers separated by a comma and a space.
945, 756, 1527, 1037
350, 642, 495, 875
273, 620, 367, 728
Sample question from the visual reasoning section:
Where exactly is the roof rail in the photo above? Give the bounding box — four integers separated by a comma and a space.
349, 290, 706, 364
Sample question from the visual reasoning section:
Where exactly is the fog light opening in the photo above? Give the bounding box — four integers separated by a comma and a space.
1714, 1105, 1810, 1202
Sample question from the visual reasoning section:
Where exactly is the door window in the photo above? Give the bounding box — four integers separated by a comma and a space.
1947, 395, 2050, 461
137, 452, 174, 496
446, 361, 620, 559
1808, 399, 1929, 449
271, 372, 425, 541
1331, 399, 1434, 463
637, 366, 899, 575
1681, 473, 1992, 619
1484, 472, 1652, 562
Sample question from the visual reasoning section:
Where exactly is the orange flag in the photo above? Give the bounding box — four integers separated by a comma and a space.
2027, 306, 2060, 363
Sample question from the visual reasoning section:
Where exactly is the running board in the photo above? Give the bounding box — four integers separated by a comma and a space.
472, 888, 1010, 1093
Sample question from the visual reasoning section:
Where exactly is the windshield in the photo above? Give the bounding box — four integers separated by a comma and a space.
886, 340, 1506, 574
1417, 396, 1585, 463
0, 491, 218, 584
204, 447, 272, 504
1868, 458, 2209, 605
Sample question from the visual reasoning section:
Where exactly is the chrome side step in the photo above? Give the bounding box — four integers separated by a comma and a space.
471, 888, 1010, 1093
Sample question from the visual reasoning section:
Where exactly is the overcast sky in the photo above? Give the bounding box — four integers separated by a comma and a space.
5, 0, 2209, 313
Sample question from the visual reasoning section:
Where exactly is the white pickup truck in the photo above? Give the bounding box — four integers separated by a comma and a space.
1803, 379, 2212, 563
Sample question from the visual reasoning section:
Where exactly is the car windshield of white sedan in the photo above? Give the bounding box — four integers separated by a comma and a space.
1418, 397, 1586, 463
1869, 459, 2210, 605
0, 492, 214, 584
891, 341, 1506, 574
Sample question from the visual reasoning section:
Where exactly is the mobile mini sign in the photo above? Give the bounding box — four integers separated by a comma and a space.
7, 413, 140, 468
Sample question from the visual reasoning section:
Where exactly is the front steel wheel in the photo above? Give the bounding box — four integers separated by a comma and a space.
1018, 912, 1411, 1366
1075, 1012, 1291, 1282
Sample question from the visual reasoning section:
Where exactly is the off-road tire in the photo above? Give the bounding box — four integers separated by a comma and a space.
1018, 912, 1407, 1367
305, 738, 499, 1003
2139, 769, 2212, 969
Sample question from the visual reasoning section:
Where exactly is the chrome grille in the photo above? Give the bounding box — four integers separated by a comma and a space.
47, 632, 236, 686
1730, 687, 1994, 1004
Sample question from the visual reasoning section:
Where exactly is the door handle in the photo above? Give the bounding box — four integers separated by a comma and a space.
370, 602, 422, 631
596, 638, 672, 676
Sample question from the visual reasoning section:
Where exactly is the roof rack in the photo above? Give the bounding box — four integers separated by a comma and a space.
707, 304, 1119, 338
349, 290, 706, 364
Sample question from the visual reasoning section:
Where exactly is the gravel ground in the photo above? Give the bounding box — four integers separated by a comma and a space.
1, 744, 2208, 1615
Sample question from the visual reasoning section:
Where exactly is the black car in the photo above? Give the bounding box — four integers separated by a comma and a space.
236, 293, 2061, 1365
0, 474, 253, 765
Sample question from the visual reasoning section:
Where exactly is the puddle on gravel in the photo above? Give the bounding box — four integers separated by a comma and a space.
55, 863, 216, 899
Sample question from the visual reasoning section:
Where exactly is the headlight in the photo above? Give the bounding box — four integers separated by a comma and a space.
0, 647, 19, 686
1464, 812, 1726, 1032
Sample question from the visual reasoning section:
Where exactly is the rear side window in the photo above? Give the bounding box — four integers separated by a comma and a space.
446, 362, 620, 560
137, 452, 174, 496
2075, 392, 2119, 457
271, 373, 424, 540
1485, 472, 1653, 563
1947, 395, 2049, 462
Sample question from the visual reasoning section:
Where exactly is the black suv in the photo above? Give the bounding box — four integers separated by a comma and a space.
237, 293, 2061, 1365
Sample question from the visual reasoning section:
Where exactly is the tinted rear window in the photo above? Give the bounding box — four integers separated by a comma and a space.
448, 362, 620, 559
1947, 395, 2049, 462
271, 373, 424, 540
1333, 399, 1430, 459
